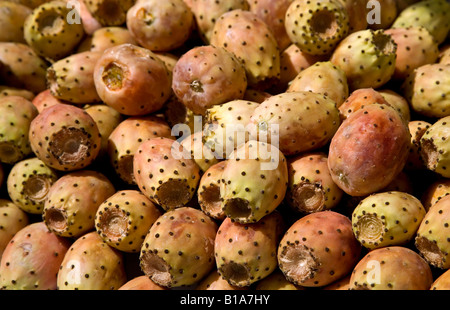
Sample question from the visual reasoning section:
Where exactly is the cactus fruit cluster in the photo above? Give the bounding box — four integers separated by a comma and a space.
0, 0, 450, 294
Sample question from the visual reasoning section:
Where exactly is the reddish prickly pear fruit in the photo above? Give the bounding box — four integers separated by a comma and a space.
126, 0, 194, 52
133, 137, 201, 211
0, 1, 32, 43
248, 91, 341, 156
286, 152, 343, 214
180, 131, 219, 174
431, 269, 450, 290
328, 103, 411, 197
0, 96, 38, 164
378, 89, 411, 124
140, 207, 218, 288
57, 231, 127, 290
391, 0, 450, 45
330, 29, 397, 90
94, 43, 172, 116
415, 195, 450, 269
47, 51, 102, 104
196, 269, 248, 290
95, 190, 162, 253
338, 88, 392, 121
172, 45, 247, 116
7, 157, 58, 214
0, 42, 48, 94
384, 27, 439, 81
215, 211, 285, 287
119, 275, 167, 290
287, 61, 349, 107
83, 0, 134, 27
42, 170, 115, 238
0, 199, 28, 258
23, 1, 85, 60
107, 116, 173, 185
285, 0, 349, 56
349, 246, 433, 290
351, 191, 426, 250
419, 116, 450, 178
278, 211, 362, 287
336, 0, 367, 33
368, 0, 397, 30
402, 64, 450, 119
0, 86, 35, 101
29, 103, 102, 171
220, 140, 288, 224
31, 89, 67, 113
254, 269, 305, 290
405, 120, 431, 171
77, 26, 137, 53
421, 178, 450, 211
210, 9, 280, 90
197, 161, 227, 220
0, 222, 71, 290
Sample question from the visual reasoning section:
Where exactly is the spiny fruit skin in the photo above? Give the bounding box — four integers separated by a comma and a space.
210, 9, 280, 90
220, 140, 288, 224
133, 137, 201, 211
139, 207, 218, 288
419, 116, 450, 178
197, 160, 227, 220
285, 0, 349, 56
172, 45, 248, 116
119, 275, 167, 290
351, 191, 426, 250
95, 190, 162, 253
286, 152, 343, 214
94, 43, 172, 116
415, 195, 450, 269
254, 269, 305, 290
277, 211, 362, 287
6, 157, 59, 214
330, 29, 397, 90
391, 0, 450, 45
338, 88, 392, 121
23, 0, 85, 60
0, 96, 38, 164
214, 211, 285, 287
57, 231, 127, 290
0, 222, 71, 290
29, 103, 102, 171
0, 199, 28, 258
0, 1, 32, 43
180, 130, 220, 174
421, 178, 450, 212
47, 51, 103, 104
405, 120, 431, 171
328, 104, 411, 197
287, 61, 349, 107
247, 91, 341, 156
431, 269, 450, 290
196, 269, 248, 290
402, 64, 450, 119
42, 170, 115, 238
77, 26, 137, 53
84, 0, 134, 27
107, 116, 173, 185
349, 246, 433, 290
126, 0, 194, 52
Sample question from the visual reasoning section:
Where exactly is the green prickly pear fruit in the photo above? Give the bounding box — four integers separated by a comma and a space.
0, 1, 32, 43
278, 211, 361, 287
197, 161, 227, 220
140, 207, 218, 288
0, 199, 28, 258
77, 26, 137, 53
7, 157, 59, 214
196, 269, 248, 290
83, 0, 134, 27
57, 231, 127, 290
0, 222, 71, 290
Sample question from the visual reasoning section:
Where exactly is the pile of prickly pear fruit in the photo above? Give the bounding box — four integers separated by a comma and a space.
1, 0, 450, 292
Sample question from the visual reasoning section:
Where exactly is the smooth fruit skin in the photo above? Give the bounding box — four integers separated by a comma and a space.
0, 199, 29, 258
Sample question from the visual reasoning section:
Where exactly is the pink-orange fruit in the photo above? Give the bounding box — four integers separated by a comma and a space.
119, 276, 167, 290
0, 199, 28, 258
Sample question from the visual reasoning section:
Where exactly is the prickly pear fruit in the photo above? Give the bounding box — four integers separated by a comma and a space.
196, 269, 248, 290
210, 9, 280, 90
83, 0, 134, 27
0, 96, 38, 164
328, 103, 411, 197
140, 207, 218, 288
378, 89, 411, 123
23, 0, 85, 60
77, 26, 137, 53
0, 222, 71, 290
197, 161, 227, 220
172, 45, 247, 116
330, 29, 397, 90
338, 88, 391, 121
29, 103, 101, 171
336, 0, 367, 33
126, 0, 194, 52
431, 269, 450, 290
95, 190, 162, 253
421, 178, 450, 211
405, 120, 431, 171
57, 231, 127, 290
42, 170, 115, 238
286, 152, 343, 214
278, 211, 361, 287
248, 91, 341, 156
351, 191, 426, 250
180, 130, 219, 173
285, 0, 349, 56
220, 140, 288, 224
75, 0, 102, 35
440, 45, 450, 65
419, 116, 450, 178
349, 246, 433, 290
93, 43, 172, 116
0, 199, 28, 258
119, 275, 167, 290
7, 157, 58, 214
163, 96, 202, 137
133, 137, 201, 211
31, 89, 67, 113
0, 1, 32, 43
254, 269, 305, 290
0, 86, 35, 101
415, 195, 450, 269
